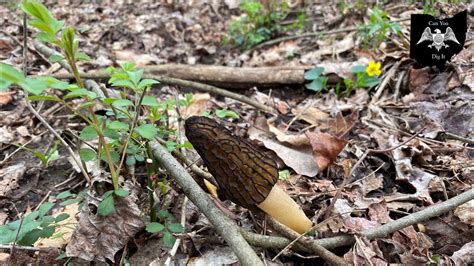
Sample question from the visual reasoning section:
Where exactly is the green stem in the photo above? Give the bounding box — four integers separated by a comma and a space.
117, 88, 147, 175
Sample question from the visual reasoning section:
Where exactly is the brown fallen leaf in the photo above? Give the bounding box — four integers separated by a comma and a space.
66, 181, 144, 262
0, 90, 15, 105
248, 117, 318, 177
268, 123, 309, 146
305, 131, 347, 171
182, 93, 211, 118
291, 106, 329, 126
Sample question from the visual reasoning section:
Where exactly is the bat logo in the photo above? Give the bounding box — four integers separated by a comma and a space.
416, 27, 460, 51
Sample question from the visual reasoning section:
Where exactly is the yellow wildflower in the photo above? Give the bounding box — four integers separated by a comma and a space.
366, 61, 381, 76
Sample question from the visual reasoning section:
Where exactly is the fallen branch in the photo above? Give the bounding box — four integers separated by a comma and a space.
52, 72, 276, 114
241, 188, 474, 252
144, 64, 307, 86
363, 188, 474, 239
150, 140, 264, 266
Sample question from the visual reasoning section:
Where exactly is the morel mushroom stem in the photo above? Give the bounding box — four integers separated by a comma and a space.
257, 185, 312, 234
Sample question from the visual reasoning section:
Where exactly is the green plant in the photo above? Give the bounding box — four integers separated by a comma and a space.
3, 0, 195, 249
278, 169, 290, 180
304, 67, 328, 92
335, 61, 381, 96
145, 210, 184, 247
215, 108, 239, 119
225, 0, 304, 49
0, 190, 82, 246
4, 0, 195, 222
304, 62, 380, 96
16, 140, 60, 167
357, 7, 400, 48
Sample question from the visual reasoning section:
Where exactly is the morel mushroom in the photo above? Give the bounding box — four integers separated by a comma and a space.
185, 116, 312, 234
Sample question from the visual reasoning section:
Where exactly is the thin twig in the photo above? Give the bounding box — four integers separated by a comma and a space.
241, 188, 474, 252
164, 197, 188, 266
371, 61, 401, 102
51, 72, 276, 114
34, 190, 52, 211
0, 245, 42, 251
441, 132, 474, 145
150, 141, 264, 266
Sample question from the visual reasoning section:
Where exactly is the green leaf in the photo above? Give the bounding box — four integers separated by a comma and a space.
146, 222, 165, 233
351, 65, 366, 73
97, 194, 115, 216
103, 128, 121, 139
135, 124, 158, 139
19, 77, 49, 95
167, 223, 183, 233
165, 141, 177, 152
157, 210, 173, 220
17, 226, 55, 246
215, 109, 239, 119
126, 156, 136, 165
56, 191, 74, 199
38, 76, 69, 90
304, 67, 324, 80
368, 23, 382, 36
278, 169, 290, 180
141, 95, 159, 107
59, 198, 82, 206
79, 148, 96, 161
79, 126, 98, 141
27, 95, 61, 102
75, 51, 91, 61
108, 121, 129, 131
138, 79, 159, 90
163, 231, 175, 247
38, 202, 54, 218
54, 213, 70, 223
64, 89, 97, 99
100, 149, 120, 163
0, 63, 25, 88
178, 140, 193, 149
112, 99, 133, 107
114, 189, 129, 197
306, 78, 324, 92
127, 69, 144, 87
36, 32, 58, 43
48, 54, 64, 63
0, 225, 16, 244
110, 79, 135, 89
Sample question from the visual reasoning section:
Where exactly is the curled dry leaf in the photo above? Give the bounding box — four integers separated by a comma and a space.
451, 241, 474, 265
268, 123, 309, 146
291, 106, 329, 126
454, 200, 474, 225
0, 91, 15, 105
248, 117, 318, 177
66, 182, 144, 262
305, 131, 347, 171
345, 236, 386, 266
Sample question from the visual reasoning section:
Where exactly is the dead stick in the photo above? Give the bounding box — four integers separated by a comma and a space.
52, 72, 276, 114
150, 140, 264, 266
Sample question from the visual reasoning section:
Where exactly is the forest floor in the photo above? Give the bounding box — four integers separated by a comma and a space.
0, 1, 473, 265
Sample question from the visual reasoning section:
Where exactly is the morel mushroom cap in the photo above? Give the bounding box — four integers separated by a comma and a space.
185, 116, 312, 234
184, 116, 278, 209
